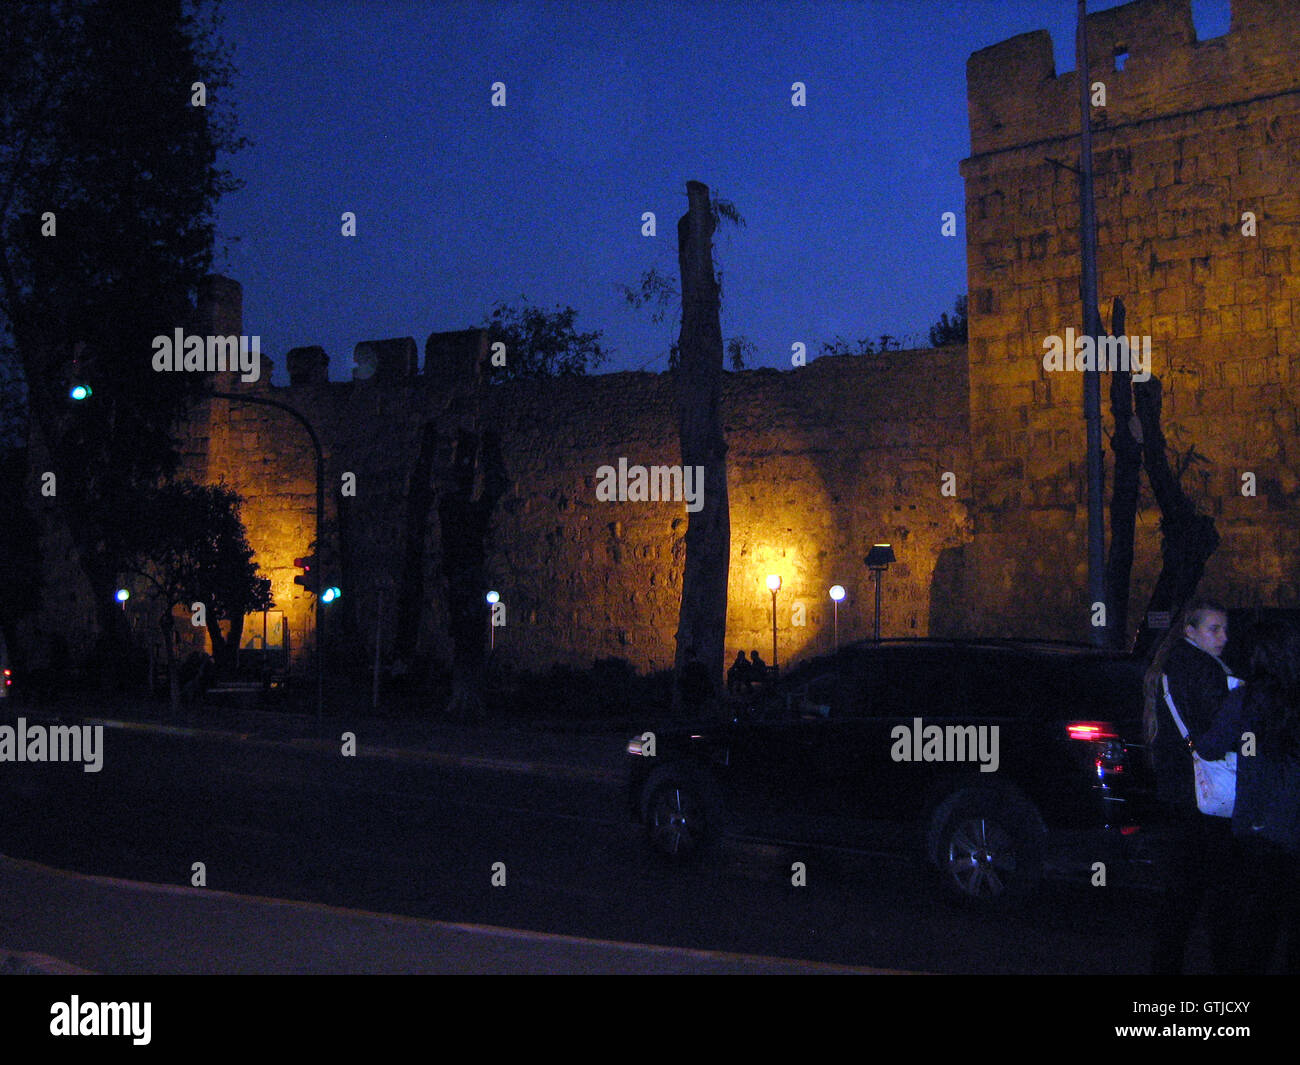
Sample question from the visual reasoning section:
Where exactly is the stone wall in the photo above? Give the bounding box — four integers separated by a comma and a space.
959, 0, 1300, 638
178, 321, 971, 676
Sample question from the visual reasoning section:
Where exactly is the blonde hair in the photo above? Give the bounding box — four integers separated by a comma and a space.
1141, 599, 1228, 744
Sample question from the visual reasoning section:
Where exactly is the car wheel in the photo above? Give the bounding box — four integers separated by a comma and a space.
931, 788, 1044, 905
643, 768, 715, 863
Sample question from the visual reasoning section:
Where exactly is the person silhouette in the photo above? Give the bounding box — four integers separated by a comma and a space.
1145, 598, 1240, 974
727, 651, 751, 694
749, 649, 768, 685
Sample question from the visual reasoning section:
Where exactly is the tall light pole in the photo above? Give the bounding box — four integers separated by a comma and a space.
1077, 0, 1107, 647
766, 574, 781, 671
829, 585, 845, 650
486, 590, 500, 652
865, 544, 896, 642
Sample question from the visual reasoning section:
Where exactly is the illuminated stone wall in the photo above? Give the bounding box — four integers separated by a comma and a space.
177, 321, 971, 675
960, 0, 1300, 638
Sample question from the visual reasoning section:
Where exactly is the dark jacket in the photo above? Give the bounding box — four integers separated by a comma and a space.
1200, 686, 1300, 853
1152, 639, 1234, 808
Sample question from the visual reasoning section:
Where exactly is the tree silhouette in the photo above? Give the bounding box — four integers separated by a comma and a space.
0, 0, 245, 681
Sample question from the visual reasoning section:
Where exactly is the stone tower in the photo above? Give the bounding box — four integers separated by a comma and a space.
959, 0, 1300, 636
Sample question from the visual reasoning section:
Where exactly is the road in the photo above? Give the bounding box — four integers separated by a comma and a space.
0, 723, 1174, 973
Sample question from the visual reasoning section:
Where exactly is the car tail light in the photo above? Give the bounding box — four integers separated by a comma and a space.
1067, 720, 1126, 774
1066, 721, 1120, 740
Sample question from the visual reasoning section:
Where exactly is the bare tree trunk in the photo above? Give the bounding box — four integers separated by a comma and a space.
1132, 373, 1220, 644
673, 181, 730, 716
1103, 297, 1141, 649
396, 421, 440, 668
438, 428, 508, 723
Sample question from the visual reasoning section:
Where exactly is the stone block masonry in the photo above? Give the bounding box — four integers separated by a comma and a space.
178, 322, 971, 675
960, 0, 1300, 635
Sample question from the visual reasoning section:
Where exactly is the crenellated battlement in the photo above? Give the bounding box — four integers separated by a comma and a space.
967, 0, 1300, 157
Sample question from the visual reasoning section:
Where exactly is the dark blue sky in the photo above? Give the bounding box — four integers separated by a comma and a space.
212, 0, 1232, 381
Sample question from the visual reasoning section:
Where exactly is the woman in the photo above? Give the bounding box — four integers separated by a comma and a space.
1197, 618, 1300, 973
1144, 598, 1239, 974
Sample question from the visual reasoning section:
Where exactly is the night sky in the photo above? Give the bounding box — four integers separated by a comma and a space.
212, 0, 1233, 382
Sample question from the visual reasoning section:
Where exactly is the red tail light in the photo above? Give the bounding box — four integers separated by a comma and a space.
1066, 721, 1120, 740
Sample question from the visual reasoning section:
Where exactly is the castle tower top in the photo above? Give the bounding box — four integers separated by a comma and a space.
966, 0, 1300, 157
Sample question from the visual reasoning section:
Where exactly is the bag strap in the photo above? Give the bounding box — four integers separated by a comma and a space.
1161, 674, 1196, 751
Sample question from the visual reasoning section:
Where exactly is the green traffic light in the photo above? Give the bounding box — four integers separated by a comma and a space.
70, 384, 92, 400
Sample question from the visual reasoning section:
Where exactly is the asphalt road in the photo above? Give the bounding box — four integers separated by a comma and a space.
0, 724, 1177, 973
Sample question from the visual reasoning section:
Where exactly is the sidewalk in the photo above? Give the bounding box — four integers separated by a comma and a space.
0, 855, 890, 974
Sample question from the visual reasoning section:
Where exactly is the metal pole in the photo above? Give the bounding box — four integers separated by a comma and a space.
873, 570, 883, 642
1077, 0, 1107, 647
211, 390, 326, 722
833, 600, 839, 651
770, 589, 779, 670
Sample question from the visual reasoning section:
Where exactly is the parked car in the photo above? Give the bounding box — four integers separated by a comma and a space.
627, 638, 1157, 905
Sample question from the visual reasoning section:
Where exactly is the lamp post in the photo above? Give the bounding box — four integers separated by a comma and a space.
865, 544, 896, 642
486, 590, 500, 651
829, 584, 845, 650
766, 574, 781, 672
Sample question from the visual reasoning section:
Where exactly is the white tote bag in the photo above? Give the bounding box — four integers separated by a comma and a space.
1162, 674, 1236, 818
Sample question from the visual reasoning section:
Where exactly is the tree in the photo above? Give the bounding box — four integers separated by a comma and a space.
481, 298, 609, 380
927, 294, 968, 347
1102, 297, 1142, 649
121, 480, 271, 714
619, 193, 751, 371
818, 333, 909, 358
1130, 371, 1220, 652
672, 181, 731, 715
0, 0, 244, 681
436, 428, 509, 723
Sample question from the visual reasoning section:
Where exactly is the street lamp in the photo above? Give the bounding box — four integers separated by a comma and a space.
829, 584, 845, 650
766, 574, 781, 671
865, 544, 896, 642
115, 588, 130, 612
486, 590, 500, 651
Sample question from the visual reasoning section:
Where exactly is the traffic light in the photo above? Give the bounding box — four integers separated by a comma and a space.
293, 555, 319, 594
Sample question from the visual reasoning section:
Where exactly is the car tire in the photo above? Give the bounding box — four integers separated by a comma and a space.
642, 766, 718, 864
929, 787, 1045, 906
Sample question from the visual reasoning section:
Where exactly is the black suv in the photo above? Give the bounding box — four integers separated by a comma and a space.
627, 639, 1157, 905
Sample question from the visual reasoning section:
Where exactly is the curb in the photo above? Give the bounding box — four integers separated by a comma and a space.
10, 709, 624, 785
0, 950, 97, 976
